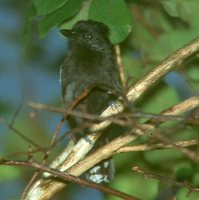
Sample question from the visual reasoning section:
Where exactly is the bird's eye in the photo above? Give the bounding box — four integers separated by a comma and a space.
85, 33, 92, 40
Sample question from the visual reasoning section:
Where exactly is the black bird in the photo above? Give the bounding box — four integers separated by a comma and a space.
60, 20, 122, 183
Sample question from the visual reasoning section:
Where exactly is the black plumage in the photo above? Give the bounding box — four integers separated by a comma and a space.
60, 20, 122, 183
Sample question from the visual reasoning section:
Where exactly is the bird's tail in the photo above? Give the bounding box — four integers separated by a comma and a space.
84, 138, 115, 183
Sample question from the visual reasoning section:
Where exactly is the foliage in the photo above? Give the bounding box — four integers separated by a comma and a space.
24, 0, 133, 44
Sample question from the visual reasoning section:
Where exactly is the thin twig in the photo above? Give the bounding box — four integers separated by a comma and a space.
117, 139, 199, 153
115, 45, 126, 87
1, 119, 42, 149
154, 133, 199, 163
132, 166, 199, 194
10, 95, 24, 126
65, 96, 199, 188
24, 36, 199, 199
21, 116, 66, 198
0, 159, 141, 200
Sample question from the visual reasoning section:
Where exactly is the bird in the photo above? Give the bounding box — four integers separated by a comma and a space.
59, 20, 122, 183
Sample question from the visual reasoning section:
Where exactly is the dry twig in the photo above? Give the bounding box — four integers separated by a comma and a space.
22, 36, 199, 199
132, 166, 199, 194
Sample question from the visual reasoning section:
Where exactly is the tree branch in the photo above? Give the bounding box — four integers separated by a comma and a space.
0, 159, 140, 200
132, 166, 199, 194
23, 36, 199, 199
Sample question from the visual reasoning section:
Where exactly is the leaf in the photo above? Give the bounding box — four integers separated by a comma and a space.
160, 0, 179, 17
89, 0, 133, 44
38, 0, 83, 37
33, 0, 69, 16
144, 27, 199, 62
59, 0, 91, 30
177, 0, 199, 27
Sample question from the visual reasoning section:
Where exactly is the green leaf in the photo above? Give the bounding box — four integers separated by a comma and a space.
89, 0, 133, 44
160, 0, 179, 17
144, 28, 199, 62
38, 0, 83, 37
59, 0, 91, 30
34, 0, 69, 16
177, 0, 199, 27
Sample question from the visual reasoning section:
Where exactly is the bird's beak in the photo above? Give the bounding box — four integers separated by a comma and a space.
60, 29, 77, 39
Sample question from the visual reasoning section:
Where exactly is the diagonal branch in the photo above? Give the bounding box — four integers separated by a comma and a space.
23, 36, 199, 200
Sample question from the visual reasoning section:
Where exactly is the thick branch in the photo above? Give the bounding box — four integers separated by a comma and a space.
67, 97, 199, 177
24, 37, 199, 200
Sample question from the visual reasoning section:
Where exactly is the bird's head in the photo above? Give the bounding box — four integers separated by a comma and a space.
60, 20, 111, 52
